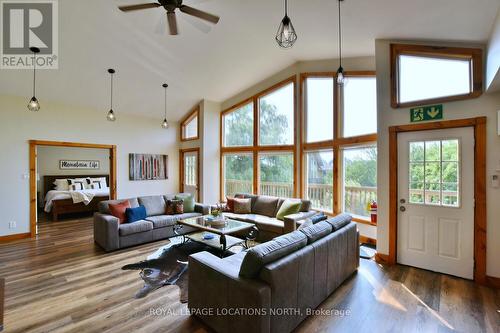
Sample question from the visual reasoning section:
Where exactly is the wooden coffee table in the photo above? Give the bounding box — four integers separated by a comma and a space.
175, 216, 258, 257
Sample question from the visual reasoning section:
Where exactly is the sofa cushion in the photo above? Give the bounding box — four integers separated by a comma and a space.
235, 193, 259, 209
125, 205, 147, 223
248, 215, 284, 234
275, 199, 302, 221
145, 215, 178, 229
234, 198, 252, 214
300, 199, 312, 212
99, 198, 139, 214
299, 220, 332, 244
325, 213, 352, 231
310, 212, 328, 224
108, 200, 131, 224
239, 230, 307, 278
175, 212, 202, 220
119, 220, 153, 236
138, 195, 167, 216
175, 193, 195, 213
252, 196, 279, 217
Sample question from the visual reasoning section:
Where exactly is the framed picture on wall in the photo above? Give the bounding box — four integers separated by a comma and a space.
129, 154, 168, 181
59, 160, 100, 170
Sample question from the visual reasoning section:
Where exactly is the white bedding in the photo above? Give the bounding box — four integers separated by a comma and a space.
44, 188, 110, 212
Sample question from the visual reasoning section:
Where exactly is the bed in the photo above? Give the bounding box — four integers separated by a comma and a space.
43, 175, 110, 221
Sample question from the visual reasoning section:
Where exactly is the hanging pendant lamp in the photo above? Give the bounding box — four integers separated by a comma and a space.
107, 69, 116, 121
275, 0, 297, 48
27, 47, 40, 111
161, 83, 169, 129
336, 0, 345, 85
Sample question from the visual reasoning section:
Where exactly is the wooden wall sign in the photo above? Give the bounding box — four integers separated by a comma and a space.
59, 160, 100, 170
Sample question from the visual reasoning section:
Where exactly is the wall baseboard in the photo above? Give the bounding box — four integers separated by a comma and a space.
0, 232, 30, 243
486, 275, 500, 289
359, 235, 376, 245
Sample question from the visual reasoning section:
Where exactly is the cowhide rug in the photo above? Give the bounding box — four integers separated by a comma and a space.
122, 237, 210, 303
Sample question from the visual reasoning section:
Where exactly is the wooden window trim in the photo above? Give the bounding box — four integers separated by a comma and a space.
300, 71, 378, 216
390, 44, 483, 109
220, 76, 297, 201
180, 106, 200, 142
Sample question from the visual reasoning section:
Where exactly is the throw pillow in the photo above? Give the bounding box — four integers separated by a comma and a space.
165, 200, 175, 215
297, 218, 313, 230
53, 179, 69, 191
125, 205, 147, 223
275, 199, 302, 221
233, 198, 251, 214
67, 179, 85, 191
171, 200, 184, 214
225, 197, 235, 212
310, 212, 328, 224
109, 200, 131, 224
175, 194, 195, 213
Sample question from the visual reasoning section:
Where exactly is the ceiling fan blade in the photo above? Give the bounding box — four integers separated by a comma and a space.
167, 12, 178, 35
179, 5, 219, 24
118, 3, 161, 12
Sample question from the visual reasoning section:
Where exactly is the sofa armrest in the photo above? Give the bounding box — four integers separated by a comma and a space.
189, 252, 271, 333
93, 212, 120, 252
283, 211, 317, 233
195, 203, 210, 215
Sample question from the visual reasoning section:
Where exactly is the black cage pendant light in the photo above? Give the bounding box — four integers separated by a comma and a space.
336, 0, 345, 85
107, 69, 116, 121
27, 47, 40, 111
161, 83, 169, 129
275, 0, 297, 48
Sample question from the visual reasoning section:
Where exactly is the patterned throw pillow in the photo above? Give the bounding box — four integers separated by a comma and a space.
67, 179, 85, 191
165, 200, 183, 215
233, 198, 251, 214
225, 197, 235, 212
90, 181, 105, 189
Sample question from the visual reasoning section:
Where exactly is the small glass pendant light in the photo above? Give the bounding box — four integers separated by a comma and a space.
336, 0, 345, 85
275, 0, 297, 48
107, 69, 116, 121
161, 83, 169, 129
27, 47, 40, 111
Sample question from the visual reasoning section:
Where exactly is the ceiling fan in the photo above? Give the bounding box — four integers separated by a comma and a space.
118, 0, 220, 35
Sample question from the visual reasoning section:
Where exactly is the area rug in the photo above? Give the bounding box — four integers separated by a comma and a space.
122, 237, 211, 303
360, 243, 377, 259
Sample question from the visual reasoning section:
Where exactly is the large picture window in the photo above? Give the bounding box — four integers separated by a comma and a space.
305, 77, 334, 143
391, 44, 483, 108
342, 77, 377, 137
304, 150, 334, 211
220, 77, 296, 200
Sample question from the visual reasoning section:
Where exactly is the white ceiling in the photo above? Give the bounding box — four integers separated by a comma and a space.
0, 0, 498, 121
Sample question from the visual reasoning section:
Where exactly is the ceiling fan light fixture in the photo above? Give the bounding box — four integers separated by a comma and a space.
276, 0, 297, 48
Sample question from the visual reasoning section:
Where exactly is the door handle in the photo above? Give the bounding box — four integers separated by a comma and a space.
400, 206, 406, 212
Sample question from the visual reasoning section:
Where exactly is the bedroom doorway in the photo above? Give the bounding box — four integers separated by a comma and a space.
29, 140, 117, 237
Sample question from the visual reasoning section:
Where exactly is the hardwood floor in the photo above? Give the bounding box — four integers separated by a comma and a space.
0, 217, 498, 333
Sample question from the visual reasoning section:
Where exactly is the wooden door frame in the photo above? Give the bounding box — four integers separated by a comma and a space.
179, 148, 200, 201
28, 140, 117, 238
387, 117, 487, 284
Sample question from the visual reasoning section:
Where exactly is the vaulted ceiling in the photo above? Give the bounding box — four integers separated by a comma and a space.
0, 0, 498, 121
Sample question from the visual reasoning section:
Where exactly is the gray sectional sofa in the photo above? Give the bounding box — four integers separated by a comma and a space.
223, 194, 317, 242
188, 214, 359, 333
93, 194, 209, 251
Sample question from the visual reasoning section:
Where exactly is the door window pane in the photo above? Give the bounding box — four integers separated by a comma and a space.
259, 152, 294, 197
184, 155, 197, 186
305, 150, 334, 211
399, 55, 471, 104
259, 83, 294, 145
408, 139, 460, 207
343, 77, 377, 137
223, 153, 253, 197
343, 146, 377, 218
305, 78, 334, 142
223, 103, 254, 147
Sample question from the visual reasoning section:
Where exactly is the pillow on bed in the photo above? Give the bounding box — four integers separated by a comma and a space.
67, 179, 85, 191
88, 177, 108, 188
53, 179, 69, 191
90, 182, 106, 189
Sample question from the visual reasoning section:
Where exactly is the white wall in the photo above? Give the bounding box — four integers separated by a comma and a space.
375, 39, 500, 278
37, 146, 110, 199
0, 94, 179, 237
486, 9, 500, 92
201, 100, 221, 205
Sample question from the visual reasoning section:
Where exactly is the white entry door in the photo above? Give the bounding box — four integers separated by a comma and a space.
182, 150, 199, 201
397, 127, 474, 279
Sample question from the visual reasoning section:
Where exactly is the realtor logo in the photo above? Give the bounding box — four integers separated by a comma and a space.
1, 0, 58, 69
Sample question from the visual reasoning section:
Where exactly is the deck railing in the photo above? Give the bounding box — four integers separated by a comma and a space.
225, 180, 377, 216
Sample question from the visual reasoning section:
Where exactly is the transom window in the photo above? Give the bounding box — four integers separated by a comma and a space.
408, 139, 460, 207
181, 107, 199, 141
391, 44, 483, 108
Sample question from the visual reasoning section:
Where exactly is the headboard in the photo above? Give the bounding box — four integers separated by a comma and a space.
43, 174, 110, 197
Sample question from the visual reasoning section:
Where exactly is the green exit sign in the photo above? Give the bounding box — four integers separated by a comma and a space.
410, 104, 443, 122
